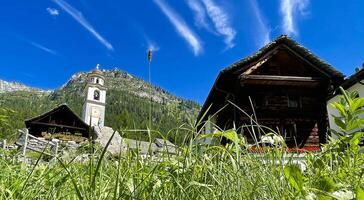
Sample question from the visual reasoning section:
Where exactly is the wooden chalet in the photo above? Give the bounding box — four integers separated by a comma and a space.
25, 104, 91, 138
197, 35, 344, 150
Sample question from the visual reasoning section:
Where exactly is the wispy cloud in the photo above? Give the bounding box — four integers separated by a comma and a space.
25, 40, 59, 56
280, 0, 309, 36
52, 0, 114, 50
147, 40, 160, 52
135, 25, 161, 52
249, 0, 270, 46
153, 0, 202, 56
46, 7, 59, 16
200, 0, 236, 49
186, 0, 211, 31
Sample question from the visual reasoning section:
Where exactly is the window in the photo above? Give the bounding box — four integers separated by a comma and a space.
96, 78, 99, 84
288, 96, 300, 108
94, 90, 100, 100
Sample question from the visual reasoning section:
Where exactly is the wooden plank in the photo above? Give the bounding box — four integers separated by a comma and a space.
22, 129, 29, 156
53, 142, 59, 158
27, 133, 42, 140
241, 75, 323, 82
281, 44, 332, 78
242, 56, 271, 75
28, 121, 87, 131
26, 133, 57, 145
1, 140, 5, 149
17, 129, 58, 158
24, 145, 53, 157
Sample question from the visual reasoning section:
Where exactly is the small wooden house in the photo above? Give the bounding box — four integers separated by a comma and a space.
25, 104, 91, 137
197, 35, 344, 150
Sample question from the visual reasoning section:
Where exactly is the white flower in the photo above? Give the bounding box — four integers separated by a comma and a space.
261, 134, 285, 146
332, 189, 355, 200
261, 135, 274, 145
305, 192, 317, 200
153, 179, 162, 190
273, 135, 285, 145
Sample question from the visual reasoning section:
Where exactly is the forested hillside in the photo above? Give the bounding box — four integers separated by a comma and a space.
0, 68, 200, 143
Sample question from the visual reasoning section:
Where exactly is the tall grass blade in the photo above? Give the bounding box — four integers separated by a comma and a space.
91, 130, 116, 191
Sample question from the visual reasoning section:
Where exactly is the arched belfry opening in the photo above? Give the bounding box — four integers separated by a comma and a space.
94, 90, 100, 100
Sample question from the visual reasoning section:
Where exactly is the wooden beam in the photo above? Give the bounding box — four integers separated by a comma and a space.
29, 122, 87, 131
281, 44, 332, 78
242, 56, 271, 75
234, 47, 280, 75
241, 75, 324, 82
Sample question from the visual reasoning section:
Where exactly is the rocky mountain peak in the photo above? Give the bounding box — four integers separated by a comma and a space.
59, 68, 188, 105
0, 79, 45, 93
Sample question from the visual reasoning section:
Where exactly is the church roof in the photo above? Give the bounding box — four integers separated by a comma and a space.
90, 64, 104, 77
91, 68, 103, 75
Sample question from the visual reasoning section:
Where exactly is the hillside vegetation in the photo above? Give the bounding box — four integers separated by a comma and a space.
0, 68, 200, 143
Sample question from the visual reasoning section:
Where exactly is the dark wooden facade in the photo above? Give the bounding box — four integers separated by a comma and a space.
25, 104, 90, 137
197, 35, 344, 149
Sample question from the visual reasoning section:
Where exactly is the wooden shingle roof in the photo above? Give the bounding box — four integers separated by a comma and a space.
222, 35, 343, 77
25, 104, 91, 137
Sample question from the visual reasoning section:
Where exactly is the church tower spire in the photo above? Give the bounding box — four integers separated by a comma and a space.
82, 64, 107, 128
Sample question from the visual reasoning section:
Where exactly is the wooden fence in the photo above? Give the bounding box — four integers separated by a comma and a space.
0, 139, 5, 149
16, 129, 58, 158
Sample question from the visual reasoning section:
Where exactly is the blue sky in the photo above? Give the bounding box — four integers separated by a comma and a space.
0, 0, 363, 104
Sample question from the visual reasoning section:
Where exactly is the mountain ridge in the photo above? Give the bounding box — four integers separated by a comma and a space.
0, 79, 47, 93
0, 67, 198, 106
0, 67, 200, 143
59, 68, 190, 105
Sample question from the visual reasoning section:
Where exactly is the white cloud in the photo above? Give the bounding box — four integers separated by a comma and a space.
280, 0, 309, 36
46, 7, 59, 16
186, 0, 211, 31
26, 40, 59, 56
52, 0, 114, 50
249, 0, 270, 46
147, 40, 160, 52
153, 0, 202, 56
137, 28, 160, 52
200, 0, 236, 49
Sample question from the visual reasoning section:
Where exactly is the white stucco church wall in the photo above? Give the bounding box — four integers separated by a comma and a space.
327, 69, 364, 139
82, 65, 107, 128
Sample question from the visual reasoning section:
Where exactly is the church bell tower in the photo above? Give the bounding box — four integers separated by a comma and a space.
82, 64, 107, 128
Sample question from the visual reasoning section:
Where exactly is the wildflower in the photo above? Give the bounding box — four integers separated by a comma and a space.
261, 134, 285, 146
305, 192, 317, 200
332, 189, 355, 200
273, 135, 285, 145
261, 135, 274, 145
153, 179, 162, 190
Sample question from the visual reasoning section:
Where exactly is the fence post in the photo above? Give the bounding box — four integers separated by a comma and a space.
22, 129, 29, 157
53, 142, 58, 159
2, 139, 6, 149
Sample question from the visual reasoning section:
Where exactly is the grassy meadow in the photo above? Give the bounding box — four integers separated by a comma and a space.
0, 89, 363, 199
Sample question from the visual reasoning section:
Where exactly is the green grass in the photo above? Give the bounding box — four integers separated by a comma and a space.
0, 130, 362, 199
0, 88, 362, 199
